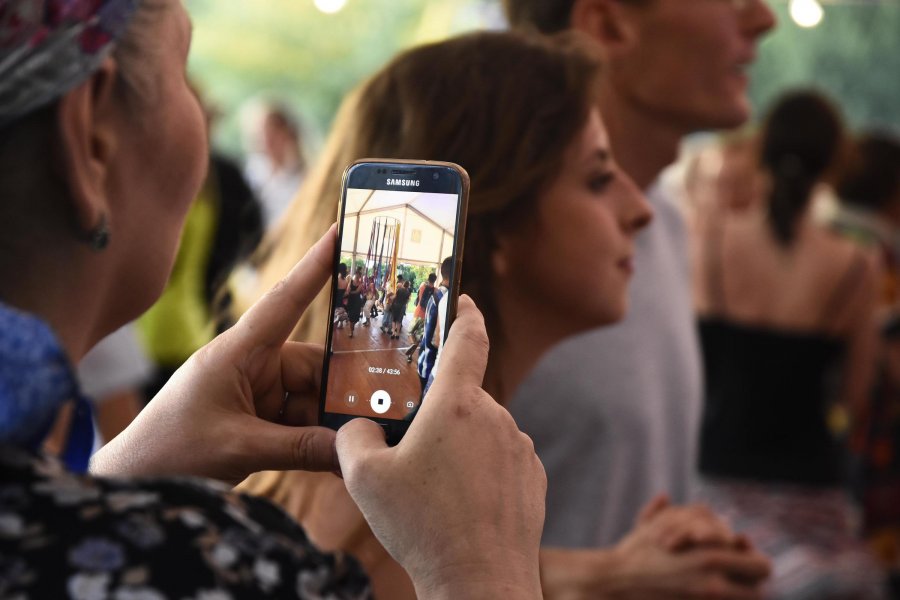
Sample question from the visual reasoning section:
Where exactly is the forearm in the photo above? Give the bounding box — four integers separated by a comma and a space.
89, 418, 152, 478
89, 400, 216, 481
540, 546, 635, 600
94, 391, 143, 444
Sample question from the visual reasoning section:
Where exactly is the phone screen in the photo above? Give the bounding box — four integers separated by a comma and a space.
319, 160, 468, 443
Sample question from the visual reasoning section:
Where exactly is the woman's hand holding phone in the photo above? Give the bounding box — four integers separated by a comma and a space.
318, 160, 469, 440
92, 226, 546, 597
91, 227, 343, 484
337, 296, 546, 600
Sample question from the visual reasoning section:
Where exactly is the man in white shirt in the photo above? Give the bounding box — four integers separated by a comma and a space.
418, 258, 453, 394
503, 0, 777, 597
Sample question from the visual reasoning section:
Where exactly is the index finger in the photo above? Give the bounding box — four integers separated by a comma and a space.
696, 549, 772, 582
237, 225, 336, 346
426, 295, 490, 395
637, 494, 670, 524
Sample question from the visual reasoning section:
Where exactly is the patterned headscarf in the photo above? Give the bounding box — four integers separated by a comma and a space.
0, 0, 142, 126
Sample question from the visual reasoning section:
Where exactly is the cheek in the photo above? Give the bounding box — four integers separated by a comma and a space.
142, 95, 207, 288
145, 84, 208, 212
628, 27, 696, 88
632, 23, 737, 107
575, 210, 628, 313
172, 96, 209, 213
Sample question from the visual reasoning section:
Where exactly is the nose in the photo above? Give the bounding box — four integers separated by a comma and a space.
620, 178, 653, 235
743, 0, 777, 38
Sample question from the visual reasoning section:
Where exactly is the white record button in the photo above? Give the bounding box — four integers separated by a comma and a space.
370, 390, 392, 415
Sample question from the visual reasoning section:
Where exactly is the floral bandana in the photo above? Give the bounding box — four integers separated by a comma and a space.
0, 0, 141, 126
0, 301, 94, 472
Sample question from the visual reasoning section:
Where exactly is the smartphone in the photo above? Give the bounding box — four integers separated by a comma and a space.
319, 159, 470, 444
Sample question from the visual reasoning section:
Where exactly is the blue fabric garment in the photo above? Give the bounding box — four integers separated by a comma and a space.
416, 287, 444, 382
0, 301, 93, 472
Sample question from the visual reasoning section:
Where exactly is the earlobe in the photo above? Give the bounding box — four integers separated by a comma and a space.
570, 0, 640, 56
491, 233, 516, 279
55, 57, 121, 237
491, 248, 509, 279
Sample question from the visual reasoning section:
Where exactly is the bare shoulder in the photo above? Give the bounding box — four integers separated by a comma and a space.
821, 229, 881, 323
813, 226, 878, 272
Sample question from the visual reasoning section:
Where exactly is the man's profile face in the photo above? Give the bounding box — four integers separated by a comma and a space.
610, 0, 776, 132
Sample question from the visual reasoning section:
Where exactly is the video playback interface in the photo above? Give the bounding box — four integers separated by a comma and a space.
325, 188, 459, 420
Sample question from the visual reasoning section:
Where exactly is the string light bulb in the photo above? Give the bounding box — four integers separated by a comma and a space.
790, 0, 825, 28
314, 0, 347, 15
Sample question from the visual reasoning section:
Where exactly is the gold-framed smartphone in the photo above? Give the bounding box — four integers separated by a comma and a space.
318, 159, 470, 444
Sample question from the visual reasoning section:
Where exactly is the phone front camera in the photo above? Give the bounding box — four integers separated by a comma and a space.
432, 172, 440, 180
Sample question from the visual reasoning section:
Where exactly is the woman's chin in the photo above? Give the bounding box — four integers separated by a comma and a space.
610, 300, 629, 324
590, 301, 628, 330
554, 307, 625, 343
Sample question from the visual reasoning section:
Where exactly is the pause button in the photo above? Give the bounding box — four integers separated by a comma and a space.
345, 391, 360, 408
370, 390, 392, 414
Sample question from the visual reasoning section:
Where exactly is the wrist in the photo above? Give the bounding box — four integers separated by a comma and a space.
89, 431, 132, 477
413, 555, 541, 600
598, 543, 646, 600
600, 544, 628, 600
540, 547, 626, 599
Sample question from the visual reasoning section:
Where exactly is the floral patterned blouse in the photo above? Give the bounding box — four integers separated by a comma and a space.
0, 447, 371, 599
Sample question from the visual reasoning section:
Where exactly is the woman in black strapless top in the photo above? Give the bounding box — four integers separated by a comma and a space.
691, 91, 885, 598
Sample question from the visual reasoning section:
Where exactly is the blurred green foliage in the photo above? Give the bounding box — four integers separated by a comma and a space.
185, 0, 496, 158
750, 2, 900, 131
187, 1, 899, 161
399, 264, 438, 289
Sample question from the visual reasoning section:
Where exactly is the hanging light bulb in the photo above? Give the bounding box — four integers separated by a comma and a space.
790, 0, 824, 28
315, 0, 347, 15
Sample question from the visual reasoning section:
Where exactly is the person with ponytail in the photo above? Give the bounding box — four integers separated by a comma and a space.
691, 90, 886, 597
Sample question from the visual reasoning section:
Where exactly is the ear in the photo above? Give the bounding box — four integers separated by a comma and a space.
570, 0, 642, 57
491, 247, 509, 279
490, 232, 517, 280
55, 57, 122, 235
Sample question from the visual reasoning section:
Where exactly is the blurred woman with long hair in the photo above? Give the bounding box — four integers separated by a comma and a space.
692, 90, 885, 598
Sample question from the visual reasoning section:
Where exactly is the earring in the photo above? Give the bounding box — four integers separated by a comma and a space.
88, 214, 110, 251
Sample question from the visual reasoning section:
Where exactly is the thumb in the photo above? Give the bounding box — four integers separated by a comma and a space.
637, 493, 670, 524
336, 418, 388, 479
235, 225, 336, 347
428, 295, 490, 395
242, 421, 338, 473
734, 533, 756, 552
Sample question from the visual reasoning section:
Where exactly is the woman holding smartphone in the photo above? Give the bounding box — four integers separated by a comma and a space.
0, 2, 546, 598
244, 30, 771, 600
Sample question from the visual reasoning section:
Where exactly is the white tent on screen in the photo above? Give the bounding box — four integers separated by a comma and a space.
341, 189, 457, 290
340, 189, 458, 291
